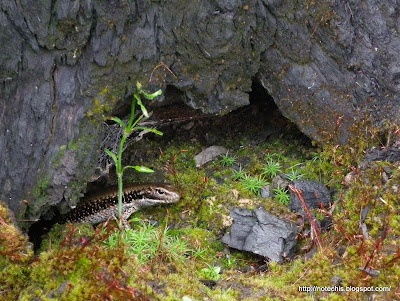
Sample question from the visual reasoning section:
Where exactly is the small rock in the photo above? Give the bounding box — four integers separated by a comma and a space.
337, 245, 347, 257
303, 245, 317, 261
343, 171, 357, 186
261, 185, 271, 198
289, 180, 332, 231
214, 176, 224, 185
360, 223, 369, 239
240, 265, 256, 273
271, 175, 289, 190
257, 264, 269, 273
194, 146, 229, 167
200, 279, 217, 288
361, 205, 372, 222
148, 220, 160, 227
222, 207, 297, 262
360, 205, 373, 239
320, 217, 333, 230
382, 171, 389, 183
382, 165, 393, 174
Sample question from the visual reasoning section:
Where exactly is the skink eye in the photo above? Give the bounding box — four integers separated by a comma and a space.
157, 189, 165, 195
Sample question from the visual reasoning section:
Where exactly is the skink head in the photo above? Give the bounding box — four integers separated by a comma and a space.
125, 183, 180, 204
148, 184, 180, 203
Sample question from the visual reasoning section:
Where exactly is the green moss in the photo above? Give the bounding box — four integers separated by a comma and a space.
24, 174, 53, 221
85, 87, 120, 121
0, 201, 34, 300
32, 176, 51, 199
39, 223, 95, 253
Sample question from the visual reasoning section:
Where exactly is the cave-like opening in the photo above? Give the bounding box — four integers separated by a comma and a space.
28, 79, 312, 250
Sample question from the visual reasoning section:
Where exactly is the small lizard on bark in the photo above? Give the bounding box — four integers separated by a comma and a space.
58, 183, 180, 228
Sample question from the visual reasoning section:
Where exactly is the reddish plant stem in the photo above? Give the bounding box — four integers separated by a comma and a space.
319, 205, 354, 243
362, 226, 390, 271
289, 184, 323, 249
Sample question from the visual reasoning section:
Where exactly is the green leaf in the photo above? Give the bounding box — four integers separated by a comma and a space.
138, 103, 149, 118
133, 126, 163, 135
134, 93, 149, 118
110, 117, 126, 129
105, 148, 118, 165
141, 89, 162, 100
123, 165, 154, 173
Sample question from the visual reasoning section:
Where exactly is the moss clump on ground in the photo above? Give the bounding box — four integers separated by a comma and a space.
0, 202, 33, 300
19, 223, 151, 300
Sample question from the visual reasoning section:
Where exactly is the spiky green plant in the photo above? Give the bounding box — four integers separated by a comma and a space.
240, 174, 269, 195
273, 187, 290, 205
264, 153, 275, 162
286, 168, 305, 181
219, 153, 237, 167
232, 165, 245, 181
262, 160, 282, 178
310, 151, 323, 162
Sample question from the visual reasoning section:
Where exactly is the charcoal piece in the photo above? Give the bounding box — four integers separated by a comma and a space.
222, 207, 297, 262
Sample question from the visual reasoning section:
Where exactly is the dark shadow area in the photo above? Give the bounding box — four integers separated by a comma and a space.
28, 211, 59, 251
129, 79, 311, 147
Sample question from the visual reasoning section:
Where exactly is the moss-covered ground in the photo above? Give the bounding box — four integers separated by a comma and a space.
1, 102, 399, 300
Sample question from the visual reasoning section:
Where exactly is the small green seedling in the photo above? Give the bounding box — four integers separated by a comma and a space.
232, 165, 245, 181
219, 153, 237, 167
273, 187, 290, 205
265, 152, 286, 162
286, 168, 304, 181
199, 264, 221, 281
262, 160, 282, 178
240, 174, 269, 195
222, 256, 236, 269
311, 151, 323, 162
105, 82, 163, 227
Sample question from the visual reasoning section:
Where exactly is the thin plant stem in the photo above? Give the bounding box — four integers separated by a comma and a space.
105, 83, 162, 228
